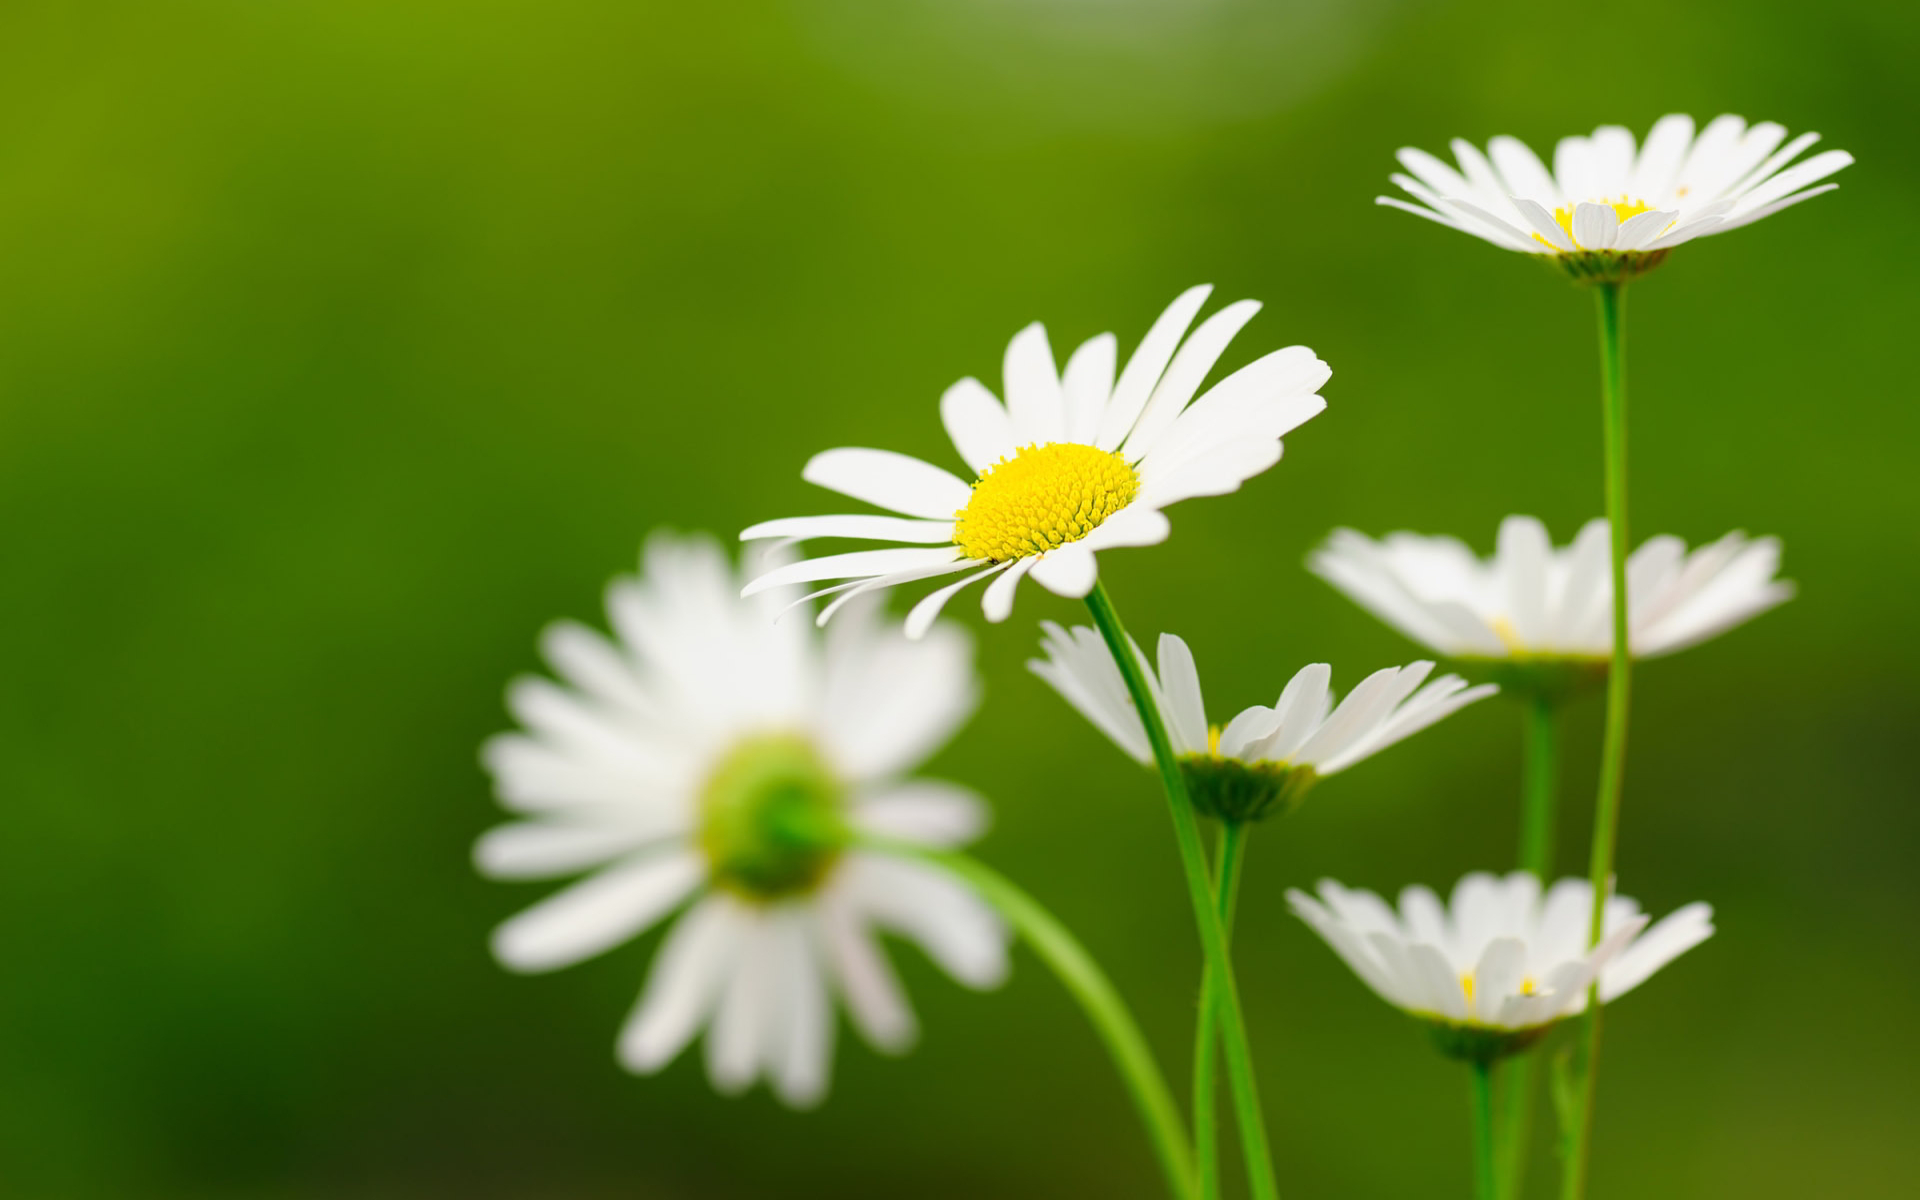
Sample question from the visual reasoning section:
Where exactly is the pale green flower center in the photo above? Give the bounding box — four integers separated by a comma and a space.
698, 734, 849, 902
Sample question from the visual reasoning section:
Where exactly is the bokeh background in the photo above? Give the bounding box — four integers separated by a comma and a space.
4, 0, 1916, 1196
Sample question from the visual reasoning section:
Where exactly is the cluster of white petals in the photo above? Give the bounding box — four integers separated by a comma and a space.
1030, 622, 1494, 776
1289, 873, 1714, 1034
1381, 114, 1851, 261
1311, 516, 1792, 662
741, 286, 1328, 635
477, 534, 1007, 1107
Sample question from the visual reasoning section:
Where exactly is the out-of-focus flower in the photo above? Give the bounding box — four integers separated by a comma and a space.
477, 533, 1006, 1108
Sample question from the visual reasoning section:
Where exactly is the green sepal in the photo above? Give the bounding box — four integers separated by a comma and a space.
1423, 1018, 1552, 1066
1546, 248, 1669, 285
1448, 655, 1606, 705
1178, 757, 1317, 824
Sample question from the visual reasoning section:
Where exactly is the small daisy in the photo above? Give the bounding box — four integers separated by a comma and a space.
1310, 517, 1792, 690
740, 286, 1329, 636
1288, 873, 1713, 1061
476, 533, 1008, 1108
1029, 622, 1496, 822
1380, 114, 1852, 281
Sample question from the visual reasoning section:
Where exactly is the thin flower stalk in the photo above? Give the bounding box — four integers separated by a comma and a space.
1084, 581, 1281, 1200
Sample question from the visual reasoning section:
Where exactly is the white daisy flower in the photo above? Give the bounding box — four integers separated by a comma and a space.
1288, 872, 1714, 1061
476, 533, 1008, 1109
1309, 517, 1793, 689
740, 286, 1329, 637
1380, 114, 1852, 281
1029, 622, 1496, 822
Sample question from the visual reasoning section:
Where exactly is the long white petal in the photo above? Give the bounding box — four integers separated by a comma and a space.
801, 447, 972, 519
491, 850, 702, 973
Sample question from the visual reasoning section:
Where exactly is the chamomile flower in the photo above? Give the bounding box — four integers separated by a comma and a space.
1381, 114, 1852, 281
1029, 623, 1495, 822
740, 286, 1329, 637
476, 533, 1008, 1108
1288, 873, 1714, 1062
1309, 517, 1792, 693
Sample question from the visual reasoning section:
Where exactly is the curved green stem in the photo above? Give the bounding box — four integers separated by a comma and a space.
877, 840, 1196, 1199
1562, 279, 1631, 1200
1194, 820, 1250, 1200
1497, 692, 1559, 1198
1472, 1061, 1497, 1200
1084, 581, 1280, 1200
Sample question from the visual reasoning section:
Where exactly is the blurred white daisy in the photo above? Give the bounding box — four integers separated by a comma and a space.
476, 533, 1008, 1108
740, 286, 1329, 636
1029, 622, 1495, 822
1310, 517, 1792, 688
1288, 873, 1713, 1061
1380, 114, 1852, 280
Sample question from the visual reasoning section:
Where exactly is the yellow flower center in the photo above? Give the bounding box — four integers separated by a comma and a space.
953, 442, 1140, 563
1531, 196, 1659, 251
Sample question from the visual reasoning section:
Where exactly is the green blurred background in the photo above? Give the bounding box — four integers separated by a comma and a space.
4, 0, 1915, 1195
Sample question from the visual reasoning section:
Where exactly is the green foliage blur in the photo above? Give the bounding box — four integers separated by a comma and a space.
4, 1, 1915, 1196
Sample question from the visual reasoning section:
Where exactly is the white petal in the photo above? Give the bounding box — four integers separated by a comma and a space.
1061, 332, 1117, 444
474, 820, 666, 880
619, 896, 741, 1072
1600, 902, 1713, 1001
980, 555, 1035, 623
705, 912, 772, 1093
1155, 633, 1210, 756
820, 604, 978, 781
491, 850, 702, 973
801, 447, 973, 519
539, 620, 652, 716
1028, 543, 1098, 599
845, 853, 1009, 989
940, 377, 1018, 474
768, 913, 834, 1108
1120, 298, 1262, 461
741, 546, 964, 596
1488, 134, 1560, 205
1002, 322, 1066, 446
1078, 505, 1171, 552
1471, 937, 1528, 1022
1510, 198, 1575, 251
739, 514, 956, 544
902, 563, 1002, 640
1570, 201, 1619, 251
1094, 285, 1213, 451
818, 891, 917, 1052
852, 780, 989, 847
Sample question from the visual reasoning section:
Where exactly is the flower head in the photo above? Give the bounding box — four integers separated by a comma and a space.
477, 533, 1007, 1108
1289, 873, 1713, 1062
1029, 622, 1495, 821
740, 286, 1329, 637
1310, 516, 1792, 694
1380, 114, 1852, 281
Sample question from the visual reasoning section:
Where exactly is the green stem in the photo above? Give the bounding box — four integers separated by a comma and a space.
1473, 1061, 1497, 1200
1084, 581, 1280, 1200
1561, 279, 1631, 1200
1194, 820, 1250, 1200
1496, 692, 1559, 1197
1517, 690, 1558, 879
880, 841, 1197, 1200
